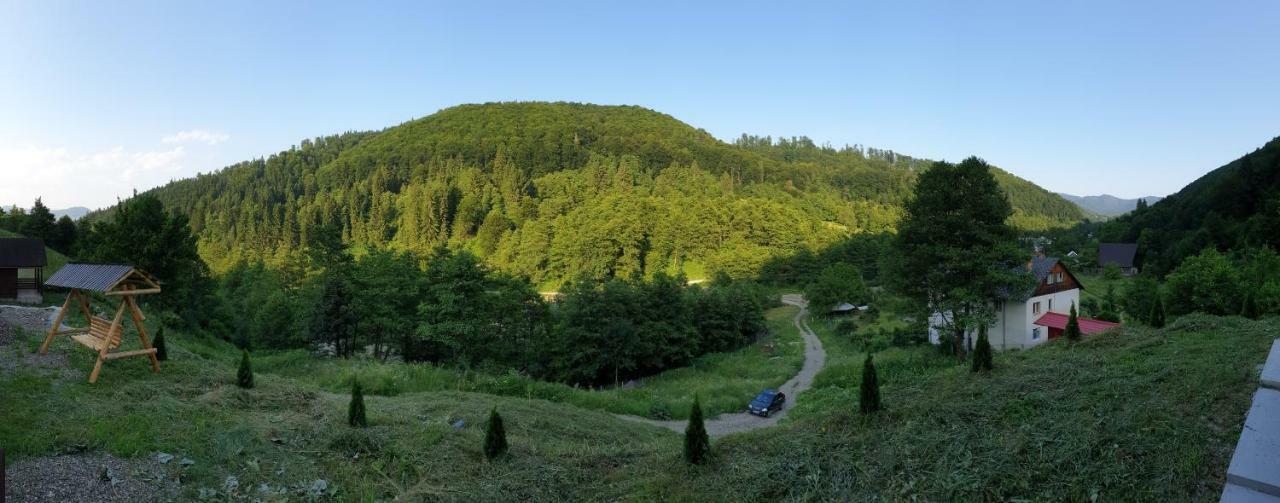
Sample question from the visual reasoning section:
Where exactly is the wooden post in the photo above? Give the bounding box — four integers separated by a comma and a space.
88, 299, 128, 384
39, 289, 75, 355
126, 295, 159, 372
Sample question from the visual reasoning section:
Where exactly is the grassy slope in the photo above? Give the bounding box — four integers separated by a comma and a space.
253, 304, 804, 420
3, 310, 1272, 500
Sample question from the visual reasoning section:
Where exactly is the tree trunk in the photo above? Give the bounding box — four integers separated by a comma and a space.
952, 327, 967, 362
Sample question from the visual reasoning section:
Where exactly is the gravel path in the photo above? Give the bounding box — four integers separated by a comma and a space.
4, 452, 179, 502
616, 294, 826, 437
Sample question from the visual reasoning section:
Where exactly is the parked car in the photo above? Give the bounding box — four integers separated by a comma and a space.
748, 389, 786, 417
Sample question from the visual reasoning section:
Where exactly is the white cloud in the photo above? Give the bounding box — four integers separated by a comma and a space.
0, 144, 189, 209
161, 129, 229, 145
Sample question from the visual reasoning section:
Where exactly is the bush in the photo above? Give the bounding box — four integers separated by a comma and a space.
1242, 292, 1260, 319
971, 325, 993, 372
683, 396, 710, 464
348, 380, 367, 427
1103, 263, 1122, 280
484, 407, 508, 460
236, 350, 254, 389
153, 327, 167, 361
860, 353, 881, 413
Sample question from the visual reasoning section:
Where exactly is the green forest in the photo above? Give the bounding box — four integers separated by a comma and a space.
126, 102, 1084, 284
1101, 136, 1280, 274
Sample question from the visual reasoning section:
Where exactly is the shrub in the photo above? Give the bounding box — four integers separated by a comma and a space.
1242, 292, 1260, 319
1065, 303, 1082, 342
683, 396, 710, 464
860, 353, 881, 413
1150, 295, 1166, 328
153, 327, 167, 361
484, 407, 508, 460
1103, 263, 1122, 280
236, 350, 254, 389
971, 325, 993, 372
348, 380, 367, 427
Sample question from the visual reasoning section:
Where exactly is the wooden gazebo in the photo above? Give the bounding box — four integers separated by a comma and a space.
39, 263, 162, 383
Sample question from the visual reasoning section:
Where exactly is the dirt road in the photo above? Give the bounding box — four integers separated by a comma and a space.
616, 294, 826, 437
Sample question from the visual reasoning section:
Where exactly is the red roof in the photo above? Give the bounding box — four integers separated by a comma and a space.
1033, 312, 1120, 335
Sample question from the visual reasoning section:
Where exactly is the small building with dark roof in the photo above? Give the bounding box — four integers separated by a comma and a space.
1098, 243, 1139, 276
0, 237, 48, 303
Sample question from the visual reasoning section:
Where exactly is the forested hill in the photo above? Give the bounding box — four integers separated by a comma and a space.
137, 102, 1083, 281
1101, 136, 1280, 274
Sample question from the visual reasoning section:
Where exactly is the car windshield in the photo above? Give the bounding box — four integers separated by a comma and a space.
752, 391, 776, 405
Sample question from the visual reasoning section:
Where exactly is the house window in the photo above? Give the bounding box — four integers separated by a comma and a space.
1032, 301, 1041, 314
1032, 327, 1041, 340
1048, 299, 1054, 312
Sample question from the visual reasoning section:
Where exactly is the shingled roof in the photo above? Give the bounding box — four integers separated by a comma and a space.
45, 263, 159, 293
0, 238, 47, 268
1099, 243, 1138, 268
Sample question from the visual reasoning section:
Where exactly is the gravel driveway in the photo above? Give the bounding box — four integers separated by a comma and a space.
617, 294, 826, 437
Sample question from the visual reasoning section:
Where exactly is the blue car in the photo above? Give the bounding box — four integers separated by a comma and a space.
748, 389, 786, 417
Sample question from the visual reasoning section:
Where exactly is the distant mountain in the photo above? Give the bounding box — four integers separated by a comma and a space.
1057, 193, 1163, 217
1101, 136, 1280, 274
2, 205, 90, 220
136, 102, 1086, 280
52, 207, 90, 220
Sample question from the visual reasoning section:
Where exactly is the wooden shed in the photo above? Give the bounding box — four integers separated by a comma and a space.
0, 237, 47, 303
40, 263, 162, 383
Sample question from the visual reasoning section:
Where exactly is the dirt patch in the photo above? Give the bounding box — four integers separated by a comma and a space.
4, 452, 180, 502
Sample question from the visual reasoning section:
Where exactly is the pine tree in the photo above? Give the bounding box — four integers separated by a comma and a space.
860, 353, 881, 413
1242, 291, 1259, 319
236, 350, 254, 389
971, 324, 993, 372
683, 396, 710, 464
1065, 302, 1082, 342
153, 327, 167, 361
348, 380, 367, 427
1150, 294, 1166, 328
484, 407, 508, 460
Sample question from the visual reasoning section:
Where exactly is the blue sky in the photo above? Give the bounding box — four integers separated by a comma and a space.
2, 1, 1278, 209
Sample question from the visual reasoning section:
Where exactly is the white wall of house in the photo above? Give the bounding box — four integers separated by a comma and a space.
928, 288, 1080, 351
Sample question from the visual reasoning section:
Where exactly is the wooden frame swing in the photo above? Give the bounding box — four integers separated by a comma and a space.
39, 263, 162, 383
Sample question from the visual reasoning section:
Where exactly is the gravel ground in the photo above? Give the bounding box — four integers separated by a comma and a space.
4, 452, 179, 503
0, 305, 79, 380
617, 294, 827, 437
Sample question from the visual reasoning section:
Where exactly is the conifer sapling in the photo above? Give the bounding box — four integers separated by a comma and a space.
236, 349, 254, 389
860, 353, 881, 413
153, 327, 167, 361
1065, 302, 1082, 341
348, 380, 367, 427
484, 407, 508, 460
1242, 292, 1259, 319
972, 324, 993, 372
1150, 294, 1166, 328
683, 396, 710, 465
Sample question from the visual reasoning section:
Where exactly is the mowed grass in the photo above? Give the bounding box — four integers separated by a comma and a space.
3, 305, 1272, 500
253, 304, 806, 420
0, 327, 677, 501
636, 313, 1276, 501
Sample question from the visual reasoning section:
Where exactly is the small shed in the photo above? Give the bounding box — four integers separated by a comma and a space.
40, 263, 162, 383
0, 237, 47, 303
1098, 243, 1139, 276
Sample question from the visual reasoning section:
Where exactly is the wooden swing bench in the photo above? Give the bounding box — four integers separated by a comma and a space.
39, 263, 162, 383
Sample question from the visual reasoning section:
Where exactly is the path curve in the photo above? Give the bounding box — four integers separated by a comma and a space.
616, 294, 826, 437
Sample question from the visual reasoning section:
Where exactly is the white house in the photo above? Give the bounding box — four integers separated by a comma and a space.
929, 256, 1114, 351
